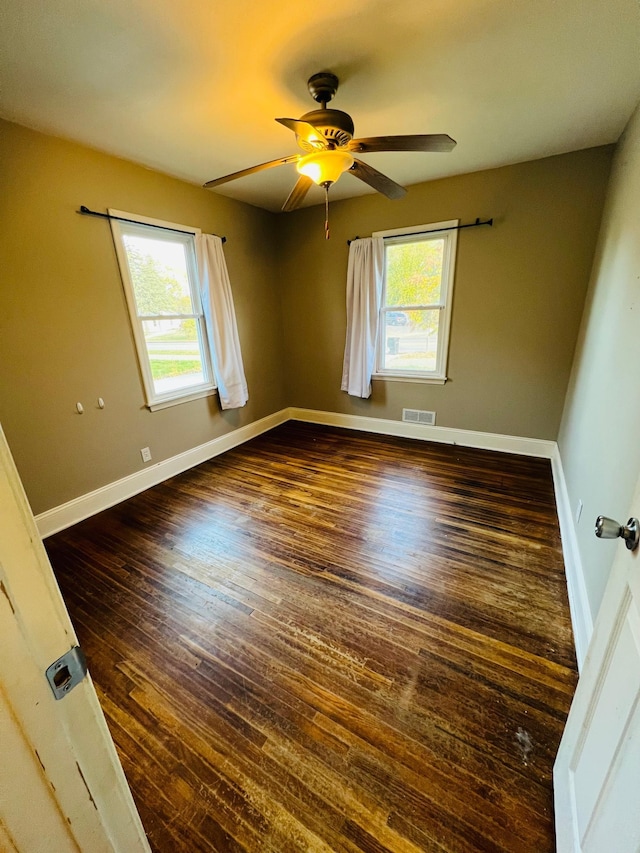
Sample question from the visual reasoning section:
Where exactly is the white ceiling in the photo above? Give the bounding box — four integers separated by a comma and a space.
1, 0, 639, 211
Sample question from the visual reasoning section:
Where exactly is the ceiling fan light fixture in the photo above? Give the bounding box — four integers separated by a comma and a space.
203, 71, 455, 215
296, 149, 354, 187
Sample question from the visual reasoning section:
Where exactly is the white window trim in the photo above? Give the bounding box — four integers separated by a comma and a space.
372, 374, 447, 386
372, 219, 459, 383
110, 209, 217, 410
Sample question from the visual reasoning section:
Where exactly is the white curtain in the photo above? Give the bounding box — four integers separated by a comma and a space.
341, 237, 385, 398
195, 233, 248, 410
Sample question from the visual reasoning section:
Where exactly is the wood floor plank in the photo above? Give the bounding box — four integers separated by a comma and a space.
45, 422, 577, 851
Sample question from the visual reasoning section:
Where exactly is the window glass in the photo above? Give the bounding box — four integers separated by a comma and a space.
382, 308, 441, 373
111, 213, 215, 408
385, 239, 444, 306
123, 234, 194, 315
140, 319, 207, 396
375, 221, 458, 381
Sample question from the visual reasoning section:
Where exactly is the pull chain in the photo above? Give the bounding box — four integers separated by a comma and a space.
324, 185, 330, 240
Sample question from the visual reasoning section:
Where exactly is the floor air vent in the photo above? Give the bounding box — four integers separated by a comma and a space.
402, 408, 436, 425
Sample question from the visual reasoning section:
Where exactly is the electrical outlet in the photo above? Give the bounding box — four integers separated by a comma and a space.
140, 447, 152, 463
575, 499, 584, 524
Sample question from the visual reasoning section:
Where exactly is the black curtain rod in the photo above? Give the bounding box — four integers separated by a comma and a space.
347, 217, 493, 245
78, 206, 227, 243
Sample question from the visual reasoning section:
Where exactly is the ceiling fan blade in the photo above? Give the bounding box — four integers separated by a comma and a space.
349, 134, 456, 154
276, 118, 327, 148
349, 158, 407, 200
282, 175, 313, 212
203, 154, 299, 188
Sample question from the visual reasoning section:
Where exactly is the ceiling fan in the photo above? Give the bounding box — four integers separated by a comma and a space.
203, 72, 456, 213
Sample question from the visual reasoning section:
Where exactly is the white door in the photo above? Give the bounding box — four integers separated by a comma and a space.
554, 473, 640, 851
0, 425, 150, 852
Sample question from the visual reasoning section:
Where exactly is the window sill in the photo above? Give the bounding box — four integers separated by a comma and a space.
372, 374, 447, 385
147, 387, 217, 411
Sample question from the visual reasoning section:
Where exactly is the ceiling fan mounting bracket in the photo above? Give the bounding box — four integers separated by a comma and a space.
307, 72, 339, 106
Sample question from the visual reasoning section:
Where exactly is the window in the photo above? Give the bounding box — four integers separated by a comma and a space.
374, 220, 458, 383
110, 210, 215, 410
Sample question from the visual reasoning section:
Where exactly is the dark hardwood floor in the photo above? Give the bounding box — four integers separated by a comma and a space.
45, 422, 577, 852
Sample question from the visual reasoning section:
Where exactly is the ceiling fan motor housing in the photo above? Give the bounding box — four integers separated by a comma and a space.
298, 109, 355, 151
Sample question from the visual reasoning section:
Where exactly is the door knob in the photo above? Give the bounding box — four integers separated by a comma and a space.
594, 516, 640, 551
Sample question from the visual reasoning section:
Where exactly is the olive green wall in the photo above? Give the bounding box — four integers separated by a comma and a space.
0, 117, 614, 517
0, 119, 286, 514
275, 147, 613, 439
558, 102, 640, 621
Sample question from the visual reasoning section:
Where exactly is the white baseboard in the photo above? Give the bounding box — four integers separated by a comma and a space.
36, 406, 556, 535
287, 407, 556, 458
36, 404, 589, 669
550, 446, 593, 671
35, 409, 289, 538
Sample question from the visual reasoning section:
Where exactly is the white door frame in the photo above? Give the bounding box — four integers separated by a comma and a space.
0, 425, 150, 852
